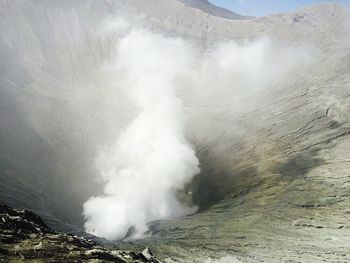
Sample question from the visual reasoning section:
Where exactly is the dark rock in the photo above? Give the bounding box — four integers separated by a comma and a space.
0, 204, 160, 262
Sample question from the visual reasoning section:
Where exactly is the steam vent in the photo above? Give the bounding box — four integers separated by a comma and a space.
1, 0, 350, 262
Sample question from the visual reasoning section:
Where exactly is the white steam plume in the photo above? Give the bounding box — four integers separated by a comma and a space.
83, 19, 314, 240
83, 28, 199, 240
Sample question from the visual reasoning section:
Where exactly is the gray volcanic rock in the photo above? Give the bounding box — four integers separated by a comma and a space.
0, 204, 160, 262
176, 0, 250, 20
0, 0, 350, 262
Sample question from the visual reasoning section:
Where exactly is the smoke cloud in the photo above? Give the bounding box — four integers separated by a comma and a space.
83, 19, 313, 240
83, 27, 200, 240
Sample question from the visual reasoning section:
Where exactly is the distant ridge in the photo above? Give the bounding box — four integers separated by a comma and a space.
177, 0, 252, 20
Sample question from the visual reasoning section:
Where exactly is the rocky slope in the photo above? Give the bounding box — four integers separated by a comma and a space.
177, 0, 250, 20
0, 203, 160, 262
0, 0, 350, 262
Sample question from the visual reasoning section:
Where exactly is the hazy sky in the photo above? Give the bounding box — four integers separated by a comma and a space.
209, 0, 349, 16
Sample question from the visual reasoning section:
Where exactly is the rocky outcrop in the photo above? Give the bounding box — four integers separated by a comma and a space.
0, 204, 160, 262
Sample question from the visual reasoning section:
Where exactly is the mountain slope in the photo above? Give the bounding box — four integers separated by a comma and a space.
176, 0, 250, 19
0, 0, 349, 262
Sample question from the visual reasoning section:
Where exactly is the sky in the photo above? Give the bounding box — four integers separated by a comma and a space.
209, 0, 350, 16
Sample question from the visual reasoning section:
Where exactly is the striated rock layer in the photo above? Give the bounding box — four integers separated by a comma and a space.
0, 0, 350, 262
